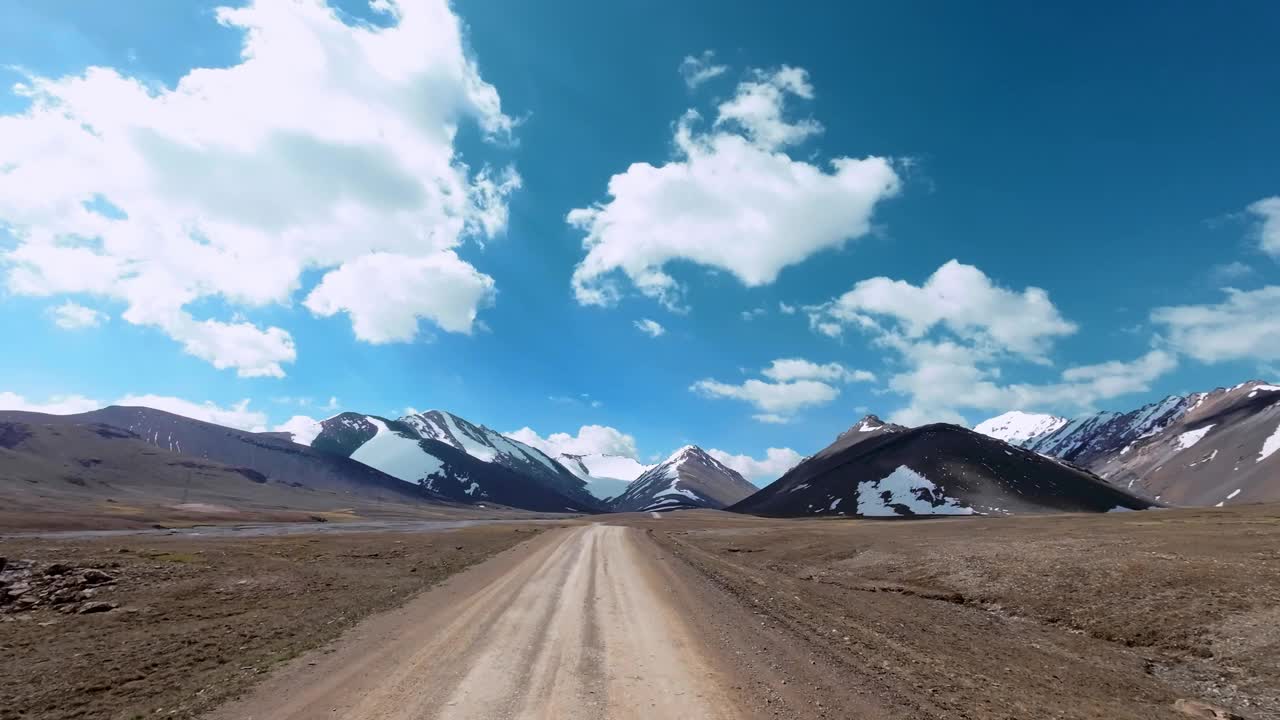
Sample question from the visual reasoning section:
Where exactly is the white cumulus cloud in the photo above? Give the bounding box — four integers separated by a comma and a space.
760, 358, 875, 384
506, 424, 641, 460
49, 301, 107, 330
807, 259, 1077, 360
305, 251, 496, 343
0, 391, 101, 415
709, 446, 803, 485
1248, 196, 1280, 258
807, 261, 1175, 426
690, 377, 838, 419
116, 394, 269, 431
0, 390, 270, 431
568, 65, 899, 309
1151, 285, 1280, 364
633, 318, 666, 337
274, 414, 323, 445
678, 50, 728, 89
0, 0, 517, 376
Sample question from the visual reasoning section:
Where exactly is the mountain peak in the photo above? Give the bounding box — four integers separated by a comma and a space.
664, 444, 704, 464
836, 414, 904, 441
974, 411, 1068, 446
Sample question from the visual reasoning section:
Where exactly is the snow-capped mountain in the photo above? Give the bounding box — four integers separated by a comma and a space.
974, 411, 1067, 445
555, 452, 651, 501
1077, 382, 1280, 506
307, 411, 605, 512
611, 445, 757, 512
977, 380, 1280, 506
731, 420, 1154, 518
1022, 395, 1191, 465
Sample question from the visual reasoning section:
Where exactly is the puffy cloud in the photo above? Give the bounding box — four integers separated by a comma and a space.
678, 50, 727, 89
1151, 286, 1280, 364
505, 424, 640, 459
807, 260, 1077, 360
714, 67, 821, 150
305, 251, 495, 343
0, 0, 516, 376
708, 447, 803, 485
690, 378, 839, 417
116, 394, 269, 431
751, 413, 791, 424
778, 302, 797, 315
808, 261, 1174, 425
760, 358, 875, 384
569, 66, 899, 309
740, 307, 766, 321
1208, 261, 1255, 284
49, 301, 107, 329
884, 344, 1177, 426
274, 414, 323, 445
0, 390, 270, 431
0, 391, 101, 415
1248, 197, 1280, 258
633, 318, 666, 337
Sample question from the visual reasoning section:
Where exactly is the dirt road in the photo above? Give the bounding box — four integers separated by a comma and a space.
211, 524, 747, 720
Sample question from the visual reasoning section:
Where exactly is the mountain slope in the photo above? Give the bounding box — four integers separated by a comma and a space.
1022, 395, 1191, 465
731, 422, 1155, 518
308, 412, 604, 513
0, 413, 475, 530
981, 380, 1280, 506
1088, 382, 1280, 506
974, 411, 1067, 445
0, 406, 442, 506
611, 446, 757, 512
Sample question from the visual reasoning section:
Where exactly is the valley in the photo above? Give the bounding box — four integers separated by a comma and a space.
3, 506, 1275, 719
2, 381, 1279, 719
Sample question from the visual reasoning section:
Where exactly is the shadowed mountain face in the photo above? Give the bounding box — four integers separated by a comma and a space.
308, 412, 606, 513
0, 407, 440, 506
731, 420, 1155, 518
611, 446, 757, 512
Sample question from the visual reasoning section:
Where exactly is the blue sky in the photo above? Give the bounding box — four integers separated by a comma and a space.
1, 0, 1278, 480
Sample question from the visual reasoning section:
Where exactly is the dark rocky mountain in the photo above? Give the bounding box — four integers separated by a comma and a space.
979, 380, 1280, 506
611, 445, 758, 512
0, 406, 441, 507
307, 412, 605, 513
731, 420, 1155, 518
0, 415, 453, 530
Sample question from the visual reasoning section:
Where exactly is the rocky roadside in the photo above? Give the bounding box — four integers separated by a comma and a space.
1, 557, 122, 617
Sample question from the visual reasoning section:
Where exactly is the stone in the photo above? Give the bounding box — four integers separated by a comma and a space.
77, 601, 118, 614
1173, 699, 1246, 720
80, 569, 115, 585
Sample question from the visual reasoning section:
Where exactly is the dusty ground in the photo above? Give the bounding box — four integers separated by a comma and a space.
3, 505, 1276, 720
0, 523, 545, 720
210, 525, 749, 720
646, 504, 1280, 719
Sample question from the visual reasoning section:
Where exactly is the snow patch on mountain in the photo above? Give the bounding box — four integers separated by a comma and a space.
974, 411, 1067, 445
1175, 425, 1215, 451
555, 452, 649, 501
1249, 385, 1280, 398
350, 418, 443, 485
855, 466, 975, 517
1260, 422, 1280, 464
